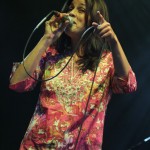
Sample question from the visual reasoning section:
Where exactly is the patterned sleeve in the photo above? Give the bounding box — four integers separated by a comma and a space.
107, 51, 137, 94
111, 68, 137, 94
9, 47, 58, 93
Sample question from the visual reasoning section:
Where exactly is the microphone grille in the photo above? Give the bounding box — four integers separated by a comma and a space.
63, 16, 73, 26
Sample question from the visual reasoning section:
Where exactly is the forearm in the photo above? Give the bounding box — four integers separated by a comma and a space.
10, 35, 53, 84
110, 36, 131, 77
92, 11, 132, 77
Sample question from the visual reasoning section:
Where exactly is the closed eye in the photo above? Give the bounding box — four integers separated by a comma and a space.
78, 7, 86, 13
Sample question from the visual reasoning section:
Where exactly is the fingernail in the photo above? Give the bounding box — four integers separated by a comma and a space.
97, 11, 100, 13
93, 29, 96, 33
97, 25, 101, 30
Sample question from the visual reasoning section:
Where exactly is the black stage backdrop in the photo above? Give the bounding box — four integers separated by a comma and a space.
0, 0, 150, 150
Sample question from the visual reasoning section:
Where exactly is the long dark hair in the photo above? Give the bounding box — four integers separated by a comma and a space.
54, 0, 110, 72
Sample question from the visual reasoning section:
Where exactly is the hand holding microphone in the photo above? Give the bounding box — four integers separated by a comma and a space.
44, 11, 72, 42
53, 11, 73, 27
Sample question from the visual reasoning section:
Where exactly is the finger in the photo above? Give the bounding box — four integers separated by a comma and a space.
45, 21, 49, 26
95, 22, 110, 32
92, 22, 99, 26
45, 21, 53, 33
93, 25, 110, 38
99, 23, 111, 32
99, 27, 110, 36
101, 32, 111, 38
58, 20, 70, 31
100, 22, 110, 29
53, 20, 70, 39
47, 14, 62, 26
97, 11, 105, 24
45, 21, 52, 30
48, 15, 56, 23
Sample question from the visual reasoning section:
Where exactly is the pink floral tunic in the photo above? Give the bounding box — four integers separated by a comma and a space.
9, 48, 137, 150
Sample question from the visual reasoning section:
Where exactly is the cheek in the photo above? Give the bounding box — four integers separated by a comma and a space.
78, 17, 86, 28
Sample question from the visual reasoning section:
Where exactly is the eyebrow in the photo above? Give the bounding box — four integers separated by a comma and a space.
70, 2, 86, 7
80, 3, 86, 6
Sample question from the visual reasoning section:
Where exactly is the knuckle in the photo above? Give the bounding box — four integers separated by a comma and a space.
45, 21, 49, 24
109, 31, 112, 34
107, 22, 110, 26
108, 26, 111, 30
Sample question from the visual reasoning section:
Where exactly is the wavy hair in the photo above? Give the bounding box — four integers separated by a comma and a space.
54, 0, 110, 72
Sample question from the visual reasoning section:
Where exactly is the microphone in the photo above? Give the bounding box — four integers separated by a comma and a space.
128, 136, 150, 150
53, 11, 73, 27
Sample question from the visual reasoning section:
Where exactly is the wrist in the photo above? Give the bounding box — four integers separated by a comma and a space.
41, 34, 54, 47
110, 35, 119, 48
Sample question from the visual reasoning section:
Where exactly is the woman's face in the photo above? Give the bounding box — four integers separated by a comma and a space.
65, 0, 86, 40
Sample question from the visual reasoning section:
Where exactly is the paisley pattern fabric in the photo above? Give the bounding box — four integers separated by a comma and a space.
9, 47, 137, 150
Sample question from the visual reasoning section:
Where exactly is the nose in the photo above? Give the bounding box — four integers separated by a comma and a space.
68, 9, 76, 18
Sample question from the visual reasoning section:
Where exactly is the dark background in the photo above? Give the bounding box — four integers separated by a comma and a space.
1, 0, 150, 150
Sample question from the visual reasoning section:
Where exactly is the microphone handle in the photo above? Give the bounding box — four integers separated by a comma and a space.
128, 136, 150, 150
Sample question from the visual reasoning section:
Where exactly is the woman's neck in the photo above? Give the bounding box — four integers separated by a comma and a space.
71, 38, 79, 51
71, 38, 84, 56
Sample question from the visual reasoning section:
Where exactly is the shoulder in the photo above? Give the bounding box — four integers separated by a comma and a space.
44, 47, 68, 65
96, 50, 114, 71
46, 47, 59, 56
101, 50, 112, 61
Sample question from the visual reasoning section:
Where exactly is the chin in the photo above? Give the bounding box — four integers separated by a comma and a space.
65, 25, 74, 32
65, 28, 82, 37
65, 27, 74, 36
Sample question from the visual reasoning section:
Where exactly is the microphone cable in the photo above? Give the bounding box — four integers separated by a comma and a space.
22, 10, 95, 82
73, 42, 106, 150
22, 9, 106, 150
128, 136, 150, 150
